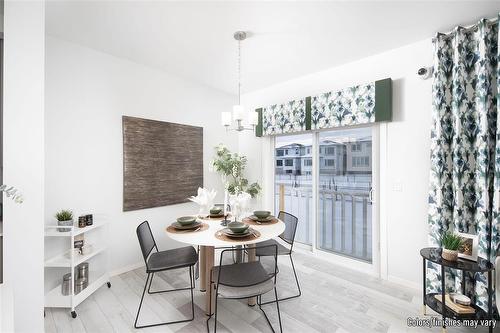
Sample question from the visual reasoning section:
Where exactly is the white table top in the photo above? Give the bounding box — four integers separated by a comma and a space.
166, 216, 285, 247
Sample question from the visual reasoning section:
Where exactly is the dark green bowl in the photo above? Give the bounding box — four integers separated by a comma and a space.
228, 222, 249, 234
210, 207, 222, 215
254, 210, 271, 219
177, 216, 197, 226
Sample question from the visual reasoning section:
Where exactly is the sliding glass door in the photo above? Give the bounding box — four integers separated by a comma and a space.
274, 134, 313, 245
317, 128, 372, 262
274, 127, 374, 263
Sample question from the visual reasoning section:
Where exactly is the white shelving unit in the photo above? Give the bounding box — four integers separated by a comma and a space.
44, 221, 110, 318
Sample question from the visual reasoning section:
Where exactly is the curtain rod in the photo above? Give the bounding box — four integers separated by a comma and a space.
432, 16, 499, 42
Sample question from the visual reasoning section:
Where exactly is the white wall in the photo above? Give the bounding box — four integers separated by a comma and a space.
240, 39, 433, 288
45, 37, 237, 276
3, 1, 45, 332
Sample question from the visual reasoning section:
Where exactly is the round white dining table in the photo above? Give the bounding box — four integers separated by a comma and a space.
166, 215, 286, 315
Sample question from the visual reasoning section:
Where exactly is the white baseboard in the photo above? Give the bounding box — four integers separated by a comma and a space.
387, 274, 420, 292
293, 245, 377, 277
109, 261, 144, 277
293, 245, 420, 292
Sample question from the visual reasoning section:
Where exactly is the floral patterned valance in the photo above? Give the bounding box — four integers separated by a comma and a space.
255, 78, 392, 137
260, 98, 308, 136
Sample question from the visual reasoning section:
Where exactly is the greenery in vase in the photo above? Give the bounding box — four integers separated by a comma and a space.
211, 144, 261, 198
55, 209, 73, 221
440, 231, 463, 251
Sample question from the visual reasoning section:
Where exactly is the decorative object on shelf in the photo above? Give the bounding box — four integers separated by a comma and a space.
450, 293, 471, 306
122, 116, 203, 211
254, 78, 392, 137
65, 248, 80, 259
75, 262, 89, 282
74, 278, 88, 295
78, 216, 86, 228
457, 232, 478, 261
74, 234, 84, 250
61, 273, 72, 296
55, 209, 74, 232
433, 294, 475, 314
0, 184, 24, 204
80, 244, 93, 256
188, 187, 216, 217
211, 144, 260, 200
440, 231, 463, 261
85, 214, 93, 226
221, 31, 258, 132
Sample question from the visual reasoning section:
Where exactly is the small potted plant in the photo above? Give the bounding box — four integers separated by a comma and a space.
56, 209, 74, 232
441, 231, 463, 261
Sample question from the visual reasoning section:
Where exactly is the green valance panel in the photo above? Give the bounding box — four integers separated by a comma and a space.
255, 78, 391, 137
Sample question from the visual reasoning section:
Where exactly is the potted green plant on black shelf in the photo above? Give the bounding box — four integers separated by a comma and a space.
56, 209, 74, 232
441, 231, 463, 261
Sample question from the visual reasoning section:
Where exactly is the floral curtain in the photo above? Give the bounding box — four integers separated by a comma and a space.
428, 17, 500, 310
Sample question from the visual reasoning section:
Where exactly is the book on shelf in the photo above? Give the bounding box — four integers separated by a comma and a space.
433, 294, 475, 314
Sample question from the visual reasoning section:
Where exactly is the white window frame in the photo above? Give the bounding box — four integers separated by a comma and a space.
271, 124, 381, 277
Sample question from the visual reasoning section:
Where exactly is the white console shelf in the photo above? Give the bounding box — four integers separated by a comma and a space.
44, 221, 110, 318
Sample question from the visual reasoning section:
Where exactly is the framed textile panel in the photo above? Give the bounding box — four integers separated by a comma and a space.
255, 78, 391, 137
122, 116, 203, 211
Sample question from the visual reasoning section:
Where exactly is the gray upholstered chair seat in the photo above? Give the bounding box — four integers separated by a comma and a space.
207, 244, 282, 332
211, 261, 274, 299
255, 239, 291, 256
217, 279, 275, 299
147, 246, 197, 273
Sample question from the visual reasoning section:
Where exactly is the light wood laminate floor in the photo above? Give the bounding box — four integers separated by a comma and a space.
44, 251, 494, 333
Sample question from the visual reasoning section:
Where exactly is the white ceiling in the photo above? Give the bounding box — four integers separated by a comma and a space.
46, 1, 500, 94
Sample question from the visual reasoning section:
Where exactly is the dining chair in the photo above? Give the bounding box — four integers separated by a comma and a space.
206, 245, 283, 333
254, 211, 301, 304
135, 221, 198, 329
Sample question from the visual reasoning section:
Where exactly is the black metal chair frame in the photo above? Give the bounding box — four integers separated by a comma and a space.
135, 221, 196, 329
257, 211, 301, 305
206, 245, 283, 333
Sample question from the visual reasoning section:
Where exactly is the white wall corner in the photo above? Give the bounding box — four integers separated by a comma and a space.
3, 1, 45, 332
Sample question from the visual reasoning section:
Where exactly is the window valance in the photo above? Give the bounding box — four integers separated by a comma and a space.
255, 78, 392, 137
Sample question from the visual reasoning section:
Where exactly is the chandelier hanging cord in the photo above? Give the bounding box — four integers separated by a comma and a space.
234, 31, 246, 105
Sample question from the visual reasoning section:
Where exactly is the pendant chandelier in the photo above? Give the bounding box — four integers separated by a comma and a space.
221, 31, 258, 132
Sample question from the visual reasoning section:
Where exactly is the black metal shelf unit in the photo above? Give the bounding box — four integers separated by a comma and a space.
420, 247, 498, 332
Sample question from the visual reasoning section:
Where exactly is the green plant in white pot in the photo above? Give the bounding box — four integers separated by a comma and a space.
56, 209, 74, 232
441, 231, 463, 261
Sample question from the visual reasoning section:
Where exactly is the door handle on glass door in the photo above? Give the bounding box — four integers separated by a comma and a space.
369, 187, 374, 203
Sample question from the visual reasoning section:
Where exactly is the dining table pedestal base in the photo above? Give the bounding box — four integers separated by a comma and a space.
246, 244, 257, 306
200, 245, 215, 315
